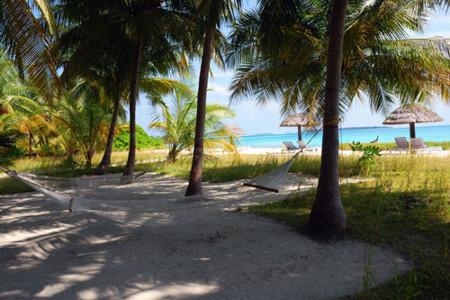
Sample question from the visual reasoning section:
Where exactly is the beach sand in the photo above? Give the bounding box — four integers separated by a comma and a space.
0, 173, 411, 299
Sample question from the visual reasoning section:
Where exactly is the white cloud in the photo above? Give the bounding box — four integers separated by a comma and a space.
208, 83, 231, 96
211, 70, 235, 79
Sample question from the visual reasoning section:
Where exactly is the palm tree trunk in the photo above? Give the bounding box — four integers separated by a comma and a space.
308, 0, 348, 235
185, 29, 214, 196
121, 38, 143, 184
85, 148, 94, 168
95, 93, 121, 175
28, 131, 33, 158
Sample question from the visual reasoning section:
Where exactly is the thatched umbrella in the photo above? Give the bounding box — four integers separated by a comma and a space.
223, 124, 246, 135
280, 113, 320, 141
383, 104, 443, 138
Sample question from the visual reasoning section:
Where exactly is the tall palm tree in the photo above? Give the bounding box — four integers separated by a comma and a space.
185, 0, 242, 196
228, 0, 450, 233
60, 35, 133, 174
59, 0, 188, 183
60, 32, 189, 174
229, 1, 450, 115
308, 0, 347, 234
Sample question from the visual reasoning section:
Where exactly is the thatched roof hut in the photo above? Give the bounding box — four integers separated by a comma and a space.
383, 104, 443, 138
223, 124, 246, 136
280, 113, 320, 141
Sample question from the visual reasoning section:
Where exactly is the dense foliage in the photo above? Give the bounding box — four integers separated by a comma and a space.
113, 125, 163, 151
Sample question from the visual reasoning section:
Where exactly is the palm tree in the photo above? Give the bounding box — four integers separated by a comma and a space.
60, 37, 132, 175
55, 81, 114, 168
229, 1, 450, 116
59, 0, 188, 183
308, 0, 348, 234
185, 0, 242, 196
150, 85, 238, 161
0, 51, 57, 158
0, 50, 29, 115
0, 129, 22, 167
228, 0, 450, 233
0, 0, 59, 101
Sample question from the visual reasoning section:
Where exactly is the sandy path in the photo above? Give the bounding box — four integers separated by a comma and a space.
0, 174, 410, 299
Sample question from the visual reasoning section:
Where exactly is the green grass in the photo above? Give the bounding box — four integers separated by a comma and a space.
248, 155, 450, 299
0, 150, 167, 193
155, 154, 361, 182
8, 150, 167, 173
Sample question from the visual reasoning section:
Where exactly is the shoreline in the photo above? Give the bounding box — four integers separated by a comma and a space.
234, 146, 449, 157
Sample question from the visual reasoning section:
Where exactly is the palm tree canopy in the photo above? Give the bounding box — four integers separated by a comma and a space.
228, 0, 450, 118
0, 0, 59, 102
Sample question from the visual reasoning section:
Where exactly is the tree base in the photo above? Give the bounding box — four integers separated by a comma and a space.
120, 174, 133, 185
300, 224, 345, 243
94, 164, 108, 175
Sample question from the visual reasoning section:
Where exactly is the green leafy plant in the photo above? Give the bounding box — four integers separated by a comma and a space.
360, 246, 377, 298
113, 125, 163, 151
60, 156, 79, 171
392, 267, 429, 299
350, 141, 381, 173
149, 88, 239, 161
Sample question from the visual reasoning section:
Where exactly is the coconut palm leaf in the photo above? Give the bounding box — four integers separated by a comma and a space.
228, 0, 450, 119
0, 0, 59, 102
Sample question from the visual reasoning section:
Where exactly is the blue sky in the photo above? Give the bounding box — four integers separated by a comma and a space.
138, 4, 450, 136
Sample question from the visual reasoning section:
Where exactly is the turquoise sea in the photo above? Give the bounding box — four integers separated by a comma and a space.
238, 125, 450, 148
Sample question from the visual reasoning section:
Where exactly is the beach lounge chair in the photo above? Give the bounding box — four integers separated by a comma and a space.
283, 142, 298, 152
410, 138, 442, 153
390, 137, 409, 153
297, 140, 307, 151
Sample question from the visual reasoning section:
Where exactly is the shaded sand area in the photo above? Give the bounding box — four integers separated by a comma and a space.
0, 174, 411, 299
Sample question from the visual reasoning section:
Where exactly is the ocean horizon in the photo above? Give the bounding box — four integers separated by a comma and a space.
238, 124, 450, 148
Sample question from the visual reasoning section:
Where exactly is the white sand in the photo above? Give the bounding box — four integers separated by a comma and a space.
235, 146, 449, 157
0, 173, 411, 299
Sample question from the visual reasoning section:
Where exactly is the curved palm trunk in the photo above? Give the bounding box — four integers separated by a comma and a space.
28, 131, 33, 158
85, 148, 94, 168
185, 29, 214, 196
95, 94, 121, 175
121, 38, 143, 184
308, 0, 348, 235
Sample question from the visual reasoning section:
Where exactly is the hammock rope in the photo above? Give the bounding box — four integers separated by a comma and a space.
243, 118, 341, 193
0, 119, 342, 221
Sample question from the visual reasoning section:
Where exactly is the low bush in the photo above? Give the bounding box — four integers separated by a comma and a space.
113, 125, 164, 150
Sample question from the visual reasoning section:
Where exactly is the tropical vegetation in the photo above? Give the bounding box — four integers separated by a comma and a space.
113, 125, 163, 152
150, 86, 238, 161
228, 0, 450, 233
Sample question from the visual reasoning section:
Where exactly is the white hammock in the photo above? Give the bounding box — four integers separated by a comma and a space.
243, 152, 300, 193
0, 166, 208, 224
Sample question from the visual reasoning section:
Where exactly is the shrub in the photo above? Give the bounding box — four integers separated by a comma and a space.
350, 141, 381, 173
113, 124, 164, 150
